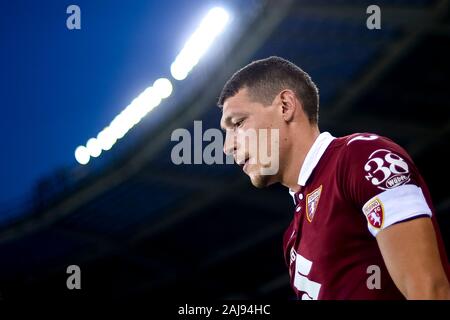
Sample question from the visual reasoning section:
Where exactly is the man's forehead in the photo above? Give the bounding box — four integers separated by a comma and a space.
222, 88, 250, 114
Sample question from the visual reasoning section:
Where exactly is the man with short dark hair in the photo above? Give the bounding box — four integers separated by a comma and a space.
218, 56, 450, 299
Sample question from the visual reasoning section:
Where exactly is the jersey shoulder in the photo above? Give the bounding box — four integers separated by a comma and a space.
333, 133, 410, 159
334, 132, 418, 193
334, 132, 397, 148
331, 133, 415, 185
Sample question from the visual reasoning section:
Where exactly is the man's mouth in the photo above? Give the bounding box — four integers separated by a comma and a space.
237, 157, 250, 170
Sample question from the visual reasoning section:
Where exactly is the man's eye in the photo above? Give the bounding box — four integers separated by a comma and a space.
235, 119, 244, 128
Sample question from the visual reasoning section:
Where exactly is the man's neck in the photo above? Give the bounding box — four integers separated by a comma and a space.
282, 126, 320, 192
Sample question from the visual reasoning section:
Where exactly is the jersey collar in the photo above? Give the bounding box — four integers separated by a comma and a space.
289, 132, 335, 200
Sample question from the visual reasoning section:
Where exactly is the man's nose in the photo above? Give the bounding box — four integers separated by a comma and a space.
223, 132, 237, 156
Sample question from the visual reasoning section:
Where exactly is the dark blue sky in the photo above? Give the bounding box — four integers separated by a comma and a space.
0, 0, 226, 207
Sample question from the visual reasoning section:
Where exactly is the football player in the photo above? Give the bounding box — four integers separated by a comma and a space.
218, 56, 450, 300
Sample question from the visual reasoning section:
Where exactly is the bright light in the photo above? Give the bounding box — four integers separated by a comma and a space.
170, 64, 188, 81
135, 86, 161, 109
75, 146, 90, 165
110, 112, 131, 140
86, 138, 102, 158
97, 127, 116, 151
153, 78, 173, 99
171, 7, 230, 80
74, 7, 231, 164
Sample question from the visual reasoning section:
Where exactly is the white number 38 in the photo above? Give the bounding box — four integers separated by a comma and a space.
364, 149, 410, 190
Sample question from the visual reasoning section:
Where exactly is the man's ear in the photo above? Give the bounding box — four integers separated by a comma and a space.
279, 89, 298, 123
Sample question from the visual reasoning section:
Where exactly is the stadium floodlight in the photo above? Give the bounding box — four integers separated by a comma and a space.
74, 6, 231, 165
170, 7, 230, 80
75, 145, 90, 165
134, 86, 162, 110
153, 78, 173, 99
74, 80, 171, 164
86, 138, 102, 158
97, 127, 116, 151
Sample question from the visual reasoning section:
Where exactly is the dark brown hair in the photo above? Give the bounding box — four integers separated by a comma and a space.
217, 56, 319, 123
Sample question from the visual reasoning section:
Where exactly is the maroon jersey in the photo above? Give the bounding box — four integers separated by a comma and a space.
283, 132, 450, 300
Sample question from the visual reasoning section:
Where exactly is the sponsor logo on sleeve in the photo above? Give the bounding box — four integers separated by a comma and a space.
306, 185, 322, 222
363, 197, 384, 229
364, 149, 410, 191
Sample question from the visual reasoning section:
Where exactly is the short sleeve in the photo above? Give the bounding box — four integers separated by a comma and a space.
340, 134, 432, 237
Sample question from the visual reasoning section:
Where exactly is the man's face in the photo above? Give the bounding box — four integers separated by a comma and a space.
220, 88, 283, 188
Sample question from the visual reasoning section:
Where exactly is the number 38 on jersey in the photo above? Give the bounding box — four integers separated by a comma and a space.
364, 149, 410, 191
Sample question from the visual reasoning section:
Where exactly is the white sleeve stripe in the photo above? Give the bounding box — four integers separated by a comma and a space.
362, 184, 432, 237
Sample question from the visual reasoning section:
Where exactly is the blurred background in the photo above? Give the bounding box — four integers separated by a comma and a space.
0, 0, 449, 301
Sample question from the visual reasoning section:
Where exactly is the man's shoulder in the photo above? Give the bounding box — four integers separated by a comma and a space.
328, 132, 411, 167
332, 132, 402, 152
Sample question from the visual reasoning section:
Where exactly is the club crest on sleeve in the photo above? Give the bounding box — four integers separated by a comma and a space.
363, 197, 384, 229
306, 185, 322, 222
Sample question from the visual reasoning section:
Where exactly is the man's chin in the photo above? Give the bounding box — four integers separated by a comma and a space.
248, 172, 274, 188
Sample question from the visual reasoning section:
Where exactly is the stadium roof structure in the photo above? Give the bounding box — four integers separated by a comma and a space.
0, 0, 449, 300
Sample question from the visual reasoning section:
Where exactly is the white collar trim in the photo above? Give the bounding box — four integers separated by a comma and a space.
289, 132, 335, 200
